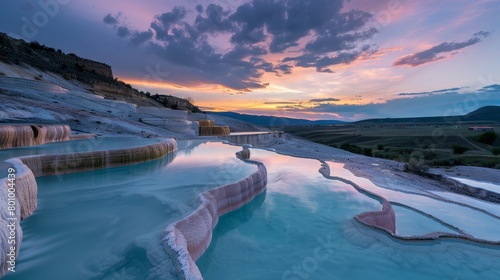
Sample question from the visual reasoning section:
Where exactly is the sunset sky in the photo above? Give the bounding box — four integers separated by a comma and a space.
1, 0, 499, 120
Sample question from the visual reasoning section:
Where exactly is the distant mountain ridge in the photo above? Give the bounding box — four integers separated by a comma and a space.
210, 106, 499, 127
355, 106, 500, 124
208, 111, 345, 127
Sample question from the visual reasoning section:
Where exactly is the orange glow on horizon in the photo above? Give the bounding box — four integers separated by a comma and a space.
122, 78, 225, 93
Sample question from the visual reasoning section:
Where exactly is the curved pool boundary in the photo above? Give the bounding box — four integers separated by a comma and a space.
0, 138, 178, 277
319, 161, 500, 246
163, 157, 267, 280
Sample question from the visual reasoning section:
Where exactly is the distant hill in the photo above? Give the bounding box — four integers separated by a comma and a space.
463, 106, 500, 122
355, 106, 500, 125
208, 111, 345, 127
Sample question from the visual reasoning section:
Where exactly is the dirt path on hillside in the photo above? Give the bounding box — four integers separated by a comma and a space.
459, 135, 487, 151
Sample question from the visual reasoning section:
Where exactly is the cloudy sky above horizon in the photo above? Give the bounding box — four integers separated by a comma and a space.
1, 0, 499, 120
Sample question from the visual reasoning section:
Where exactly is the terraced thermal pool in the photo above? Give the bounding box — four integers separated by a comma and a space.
2, 138, 500, 279
3, 139, 257, 279
198, 149, 500, 280
0, 137, 162, 178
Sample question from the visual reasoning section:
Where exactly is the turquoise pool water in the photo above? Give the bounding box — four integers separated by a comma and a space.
324, 161, 500, 240
198, 149, 500, 280
4, 140, 257, 279
3, 139, 500, 279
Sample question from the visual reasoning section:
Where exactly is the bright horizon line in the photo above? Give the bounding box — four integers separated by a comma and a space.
123, 77, 499, 122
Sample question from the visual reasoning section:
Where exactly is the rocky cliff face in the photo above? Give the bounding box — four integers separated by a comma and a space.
0, 33, 112, 80
0, 32, 200, 111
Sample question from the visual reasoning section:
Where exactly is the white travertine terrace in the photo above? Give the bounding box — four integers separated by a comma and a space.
319, 161, 500, 245
163, 157, 267, 280
198, 120, 230, 136
141, 119, 200, 136
0, 124, 71, 149
355, 199, 396, 234
318, 161, 396, 234
136, 106, 188, 120
0, 180, 22, 276
3, 159, 37, 220
18, 138, 177, 177
0, 138, 178, 277
236, 148, 251, 160
219, 131, 285, 147
0, 76, 69, 93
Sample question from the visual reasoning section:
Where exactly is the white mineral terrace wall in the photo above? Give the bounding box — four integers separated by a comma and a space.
0, 76, 68, 93
163, 159, 267, 280
187, 113, 208, 121
0, 177, 23, 276
0, 139, 178, 277
197, 120, 230, 136
141, 118, 200, 136
68, 91, 138, 114
199, 126, 230, 136
136, 106, 188, 120
0, 125, 71, 149
19, 139, 177, 177
355, 199, 396, 234
218, 131, 285, 147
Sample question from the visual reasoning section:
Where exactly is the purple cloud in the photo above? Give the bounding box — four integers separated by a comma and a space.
393, 32, 491, 67
310, 98, 340, 102
103, 14, 118, 25
103, 0, 377, 91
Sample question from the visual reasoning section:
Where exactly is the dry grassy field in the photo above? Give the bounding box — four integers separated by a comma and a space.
286, 124, 500, 168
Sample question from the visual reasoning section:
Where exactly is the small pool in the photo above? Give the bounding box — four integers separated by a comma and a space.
197, 149, 500, 280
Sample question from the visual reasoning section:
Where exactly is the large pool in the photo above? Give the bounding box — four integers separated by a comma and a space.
198, 149, 500, 280
4, 140, 257, 279
3, 140, 500, 279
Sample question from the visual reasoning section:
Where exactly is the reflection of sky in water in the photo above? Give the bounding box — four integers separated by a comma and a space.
5, 140, 257, 280
4, 139, 500, 280
199, 151, 500, 280
393, 205, 461, 236
325, 161, 500, 241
